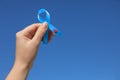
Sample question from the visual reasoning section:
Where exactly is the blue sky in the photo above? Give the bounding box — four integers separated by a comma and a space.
0, 0, 120, 80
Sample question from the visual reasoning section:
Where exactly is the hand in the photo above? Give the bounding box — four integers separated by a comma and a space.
6, 22, 53, 80
15, 22, 48, 66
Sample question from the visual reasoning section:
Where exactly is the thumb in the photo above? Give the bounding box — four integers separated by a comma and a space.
32, 22, 48, 44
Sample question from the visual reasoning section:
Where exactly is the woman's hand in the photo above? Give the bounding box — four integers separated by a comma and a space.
6, 22, 53, 80
15, 22, 48, 67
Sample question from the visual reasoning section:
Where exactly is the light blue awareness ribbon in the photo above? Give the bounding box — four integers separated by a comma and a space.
37, 9, 62, 44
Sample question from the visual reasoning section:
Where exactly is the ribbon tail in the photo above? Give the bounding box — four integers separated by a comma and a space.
43, 29, 49, 44
49, 24, 62, 36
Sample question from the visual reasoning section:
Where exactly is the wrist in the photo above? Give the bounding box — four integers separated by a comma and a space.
14, 60, 33, 71
6, 61, 33, 80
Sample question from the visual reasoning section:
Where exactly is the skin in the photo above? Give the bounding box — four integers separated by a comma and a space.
6, 22, 53, 80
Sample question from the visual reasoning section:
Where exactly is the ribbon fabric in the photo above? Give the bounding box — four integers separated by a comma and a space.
38, 9, 62, 44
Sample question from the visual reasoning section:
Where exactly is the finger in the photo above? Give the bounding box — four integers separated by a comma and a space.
22, 23, 41, 33
32, 22, 48, 44
21, 23, 42, 40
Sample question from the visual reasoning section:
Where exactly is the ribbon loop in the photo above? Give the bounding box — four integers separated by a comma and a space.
38, 9, 50, 23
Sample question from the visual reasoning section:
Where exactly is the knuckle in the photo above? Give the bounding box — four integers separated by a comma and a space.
30, 23, 36, 26
16, 32, 19, 37
16, 31, 22, 37
31, 23, 41, 27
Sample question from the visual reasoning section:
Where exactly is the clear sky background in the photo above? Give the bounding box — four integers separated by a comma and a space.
0, 0, 120, 80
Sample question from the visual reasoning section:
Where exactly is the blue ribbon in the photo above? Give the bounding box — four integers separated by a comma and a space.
37, 9, 62, 44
